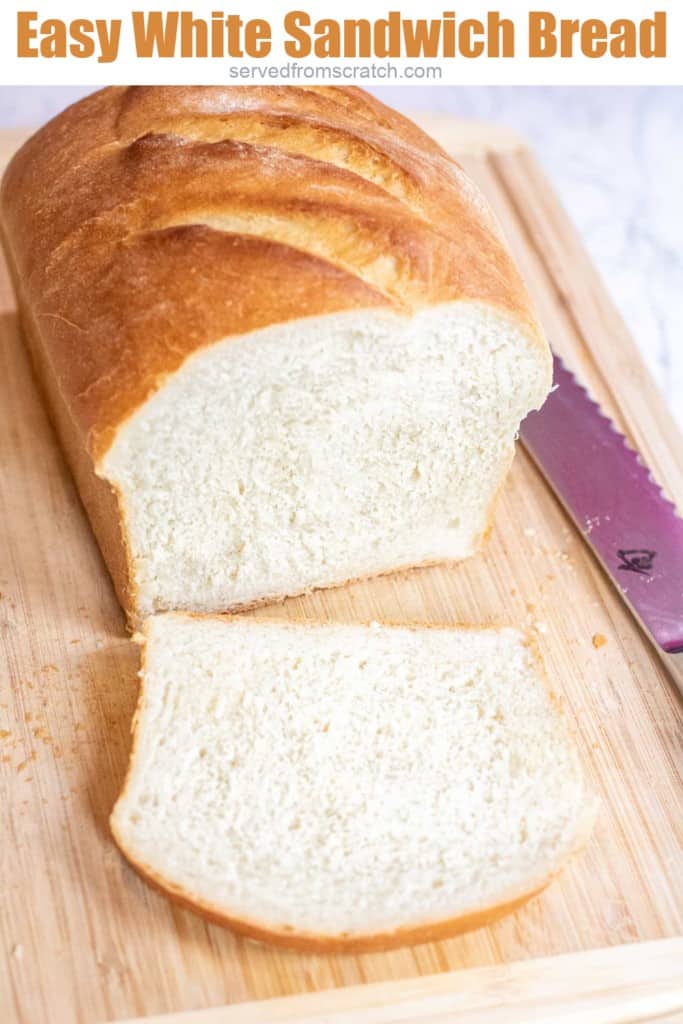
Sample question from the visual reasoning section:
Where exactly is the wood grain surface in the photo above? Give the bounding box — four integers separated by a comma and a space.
1, 116, 682, 1024
116, 938, 683, 1023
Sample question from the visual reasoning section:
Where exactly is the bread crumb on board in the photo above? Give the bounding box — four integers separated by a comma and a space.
16, 753, 37, 773
592, 633, 608, 649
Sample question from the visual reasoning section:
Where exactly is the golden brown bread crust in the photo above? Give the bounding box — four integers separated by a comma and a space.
1, 85, 543, 463
3, 246, 136, 615
109, 842, 551, 953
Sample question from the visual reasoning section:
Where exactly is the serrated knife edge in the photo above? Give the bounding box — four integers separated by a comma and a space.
520, 355, 683, 694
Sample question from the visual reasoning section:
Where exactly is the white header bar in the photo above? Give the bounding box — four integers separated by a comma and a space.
1, 1, 681, 85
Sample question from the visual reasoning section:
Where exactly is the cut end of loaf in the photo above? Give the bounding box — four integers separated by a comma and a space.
101, 302, 551, 625
2, 85, 552, 625
111, 615, 596, 950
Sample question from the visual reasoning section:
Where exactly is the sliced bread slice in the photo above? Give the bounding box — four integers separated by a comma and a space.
111, 615, 596, 951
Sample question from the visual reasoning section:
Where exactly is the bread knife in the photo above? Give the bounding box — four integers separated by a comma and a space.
519, 354, 683, 696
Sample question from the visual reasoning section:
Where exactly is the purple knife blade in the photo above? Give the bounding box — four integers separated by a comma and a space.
520, 355, 683, 660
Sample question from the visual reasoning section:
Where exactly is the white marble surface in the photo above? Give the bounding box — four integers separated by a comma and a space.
1, 85, 681, 429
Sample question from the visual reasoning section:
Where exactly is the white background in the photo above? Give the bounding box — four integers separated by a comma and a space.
2, 84, 681, 430
1, 2, 682, 85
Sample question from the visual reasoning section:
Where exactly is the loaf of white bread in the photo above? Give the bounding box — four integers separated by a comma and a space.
4, 85, 589, 951
1, 86, 552, 626
111, 615, 596, 951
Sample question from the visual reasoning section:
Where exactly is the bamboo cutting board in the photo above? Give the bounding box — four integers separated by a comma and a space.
1, 116, 682, 1024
